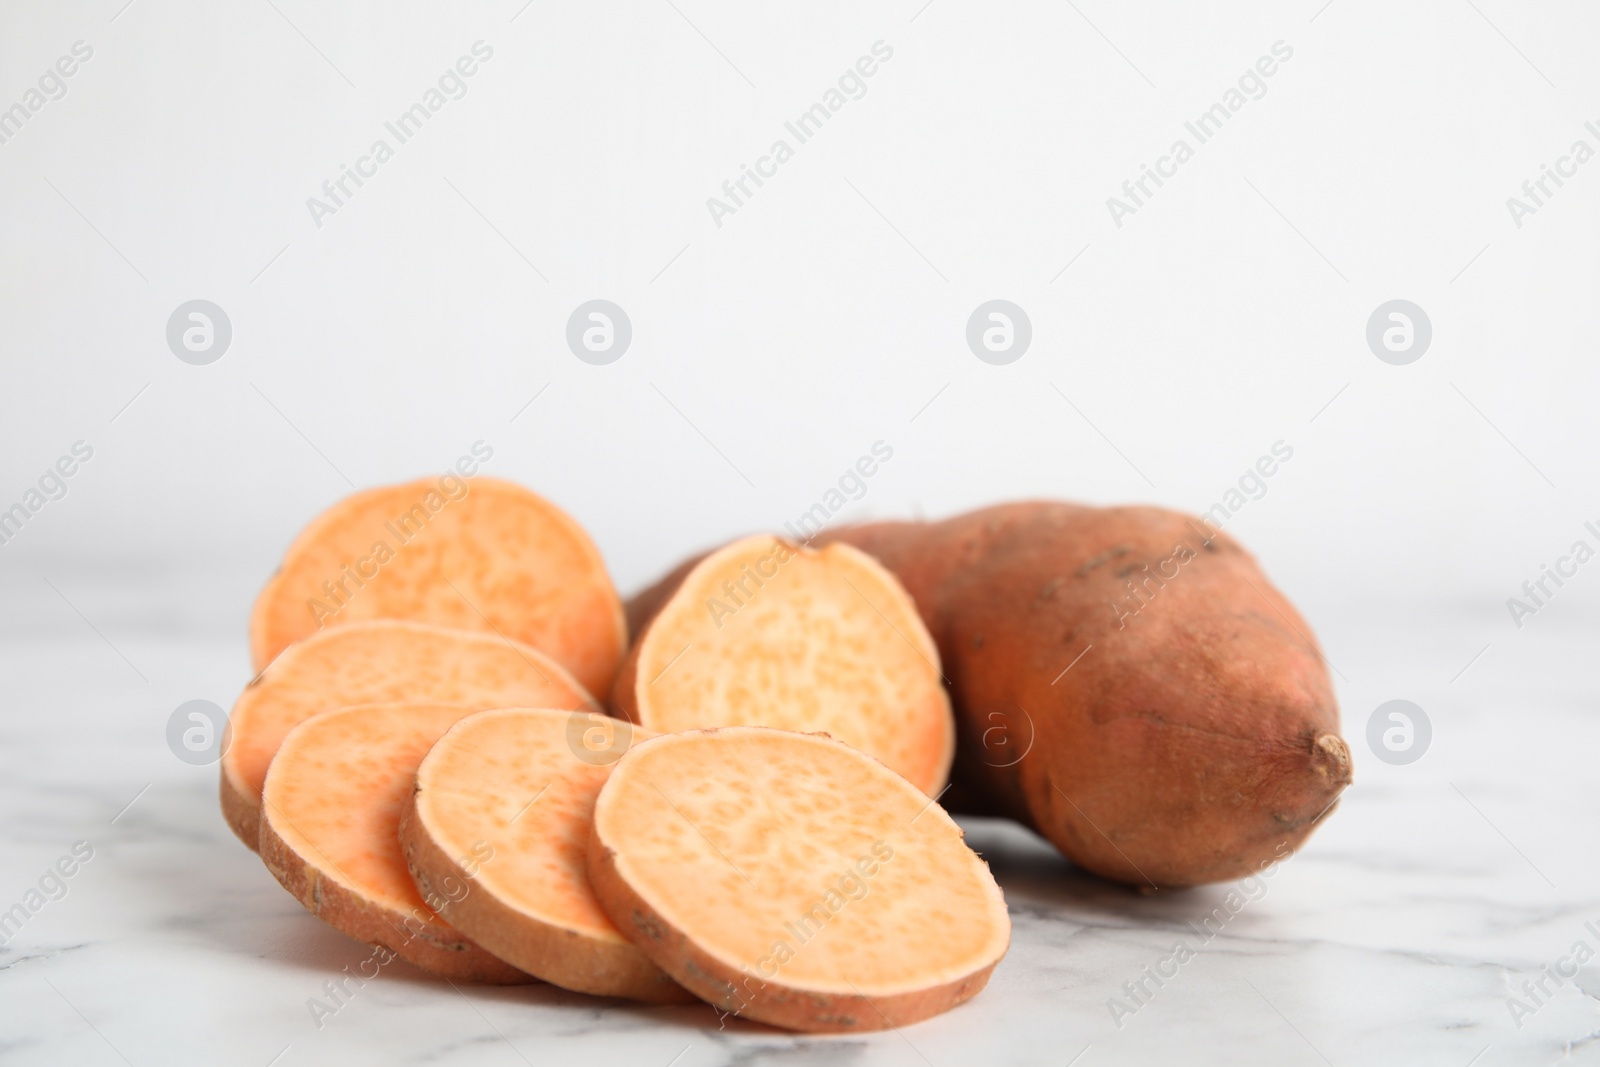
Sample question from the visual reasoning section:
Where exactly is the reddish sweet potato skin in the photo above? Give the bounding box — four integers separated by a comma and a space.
627, 503, 1351, 888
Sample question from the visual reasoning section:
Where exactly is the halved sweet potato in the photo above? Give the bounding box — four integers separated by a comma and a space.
626, 504, 1351, 888
588, 727, 1010, 1032
259, 702, 531, 983
399, 707, 690, 1003
248, 476, 625, 697
612, 535, 953, 795
222, 620, 591, 850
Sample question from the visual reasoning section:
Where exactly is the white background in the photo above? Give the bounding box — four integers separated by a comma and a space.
4, 0, 1597, 615
2, 1, 1599, 1064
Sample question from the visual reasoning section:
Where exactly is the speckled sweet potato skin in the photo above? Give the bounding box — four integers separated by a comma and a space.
627, 502, 1350, 888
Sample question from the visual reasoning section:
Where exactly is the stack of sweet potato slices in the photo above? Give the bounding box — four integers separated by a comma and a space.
229, 477, 1005, 1032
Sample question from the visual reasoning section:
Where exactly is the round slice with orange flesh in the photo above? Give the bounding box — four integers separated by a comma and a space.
259, 702, 532, 984
221, 620, 592, 850
612, 536, 953, 795
587, 727, 1010, 1032
248, 476, 625, 697
399, 707, 691, 1003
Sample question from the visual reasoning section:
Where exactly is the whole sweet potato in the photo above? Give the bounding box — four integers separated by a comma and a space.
627, 502, 1350, 888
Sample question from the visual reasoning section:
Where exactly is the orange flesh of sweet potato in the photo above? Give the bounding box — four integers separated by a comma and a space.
612, 535, 954, 796
587, 727, 1010, 1032
399, 707, 691, 1003
221, 620, 592, 850
258, 702, 531, 984
248, 476, 625, 697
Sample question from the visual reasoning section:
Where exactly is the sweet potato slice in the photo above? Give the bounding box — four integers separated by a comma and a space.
248, 476, 625, 697
588, 727, 1010, 1032
222, 620, 592, 850
260, 702, 530, 983
399, 707, 690, 1003
612, 536, 953, 795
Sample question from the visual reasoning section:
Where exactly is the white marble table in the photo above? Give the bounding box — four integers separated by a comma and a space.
2, 569, 1596, 1066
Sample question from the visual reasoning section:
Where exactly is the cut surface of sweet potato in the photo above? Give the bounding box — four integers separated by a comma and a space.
248, 476, 625, 696
400, 707, 690, 1003
222, 620, 592, 850
259, 702, 530, 983
588, 727, 1010, 1032
613, 535, 953, 795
